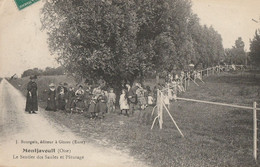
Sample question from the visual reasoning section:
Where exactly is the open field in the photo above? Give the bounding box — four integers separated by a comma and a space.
8, 71, 260, 167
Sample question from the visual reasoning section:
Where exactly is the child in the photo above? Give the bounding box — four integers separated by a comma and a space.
95, 90, 107, 119
107, 88, 116, 113
88, 95, 97, 119
65, 86, 75, 112
74, 85, 85, 112
119, 89, 129, 116
147, 92, 154, 106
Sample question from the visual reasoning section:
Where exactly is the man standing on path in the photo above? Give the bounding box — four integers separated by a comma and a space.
25, 75, 38, 114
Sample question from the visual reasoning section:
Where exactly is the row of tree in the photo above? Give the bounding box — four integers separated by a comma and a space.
21, 67, 65, 78
41, 0, 225, 86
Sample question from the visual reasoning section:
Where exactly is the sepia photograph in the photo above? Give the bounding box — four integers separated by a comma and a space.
0, 0, 260, 166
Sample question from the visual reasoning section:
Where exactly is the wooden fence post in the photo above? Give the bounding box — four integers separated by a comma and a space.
184, 77, 187, 91
188, 73, 190, 86
253, 102, 257, 162
159, 91, 163, 129
207, 68, 208, 76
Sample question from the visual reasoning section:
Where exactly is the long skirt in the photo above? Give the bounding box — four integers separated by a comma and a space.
57, 94, 66, 110
75, 99, 85, 110
96, 102, 107, 113
25, 93, 38, 112
45, 99, 56, 111
88, 101, 96, 113
65, 97, 75, 111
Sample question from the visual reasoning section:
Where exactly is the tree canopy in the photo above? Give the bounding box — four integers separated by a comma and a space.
41, 0, 224, 86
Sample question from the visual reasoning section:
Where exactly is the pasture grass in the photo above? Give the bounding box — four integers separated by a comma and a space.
8, 71, 260, 167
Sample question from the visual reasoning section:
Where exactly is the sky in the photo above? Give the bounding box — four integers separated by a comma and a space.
191, 0, 260, 50
0, 0, 260, 77
0, 0, 58, 78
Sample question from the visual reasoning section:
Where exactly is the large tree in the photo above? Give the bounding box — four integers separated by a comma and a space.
41, 0, 224, 86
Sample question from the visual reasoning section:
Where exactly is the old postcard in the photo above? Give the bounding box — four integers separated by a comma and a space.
0, 0, 260, 167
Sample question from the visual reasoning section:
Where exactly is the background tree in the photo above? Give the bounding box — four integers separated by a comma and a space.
21, 66, 65, 78
224, 37, 246, 65
249, 30, 260, 67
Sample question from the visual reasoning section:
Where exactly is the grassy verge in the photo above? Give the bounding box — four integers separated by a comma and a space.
8, 71, 260, 167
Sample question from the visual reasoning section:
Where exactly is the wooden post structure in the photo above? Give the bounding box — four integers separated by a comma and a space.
184, 77, 187, 91
253, 102, 257, 162
188, 74, 190, 86
207, 68, 209, 76
173, 82, 177, 101
200, 70, 203, 79
160, 97, 184, 137
159, 91, 163, 129
167, 84, 171, 109
151, 89, 162, 130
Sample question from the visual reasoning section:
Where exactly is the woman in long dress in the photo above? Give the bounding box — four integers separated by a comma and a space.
57, 85, 66, 110
45, 83, 57, 111
25, 75, 38, 114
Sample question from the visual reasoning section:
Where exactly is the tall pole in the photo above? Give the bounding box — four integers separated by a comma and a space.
184, 77, 187, 91
158, 91, 163, 129
253, 102, 257, 162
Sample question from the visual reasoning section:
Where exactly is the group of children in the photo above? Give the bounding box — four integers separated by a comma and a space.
44, 81, 158, 119
119, 83, 156, 116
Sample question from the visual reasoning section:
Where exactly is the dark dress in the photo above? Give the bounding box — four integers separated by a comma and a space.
75, 89, 85, 110
25, 81, 38, 112
95, 95, 107, 118
45, 89, 56, 111
65, 90, 75, 111
127, 87, 137, 104
57, 86, 66, 110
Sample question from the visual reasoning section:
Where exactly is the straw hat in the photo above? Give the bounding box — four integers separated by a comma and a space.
78, 84, 83, 88
49, 83, 55, 87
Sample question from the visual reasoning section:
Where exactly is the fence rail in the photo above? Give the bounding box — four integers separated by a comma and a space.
176, 97, 260, 111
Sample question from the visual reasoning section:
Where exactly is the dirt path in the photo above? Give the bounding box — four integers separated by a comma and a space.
0, 79, 147, 167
